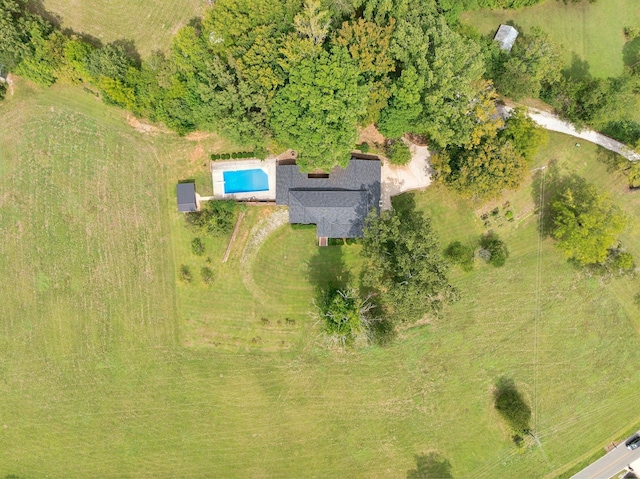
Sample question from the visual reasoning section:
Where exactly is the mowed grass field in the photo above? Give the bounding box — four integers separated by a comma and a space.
2, 80, 640, 478
461, 0, 640, 78
40, 0, 206, 56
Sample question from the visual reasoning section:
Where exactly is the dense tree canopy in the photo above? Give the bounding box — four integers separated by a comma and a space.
431, 138, 528, 200
361, 208, 457, 323
269, 47, 367, 171
494, 28, 562, 100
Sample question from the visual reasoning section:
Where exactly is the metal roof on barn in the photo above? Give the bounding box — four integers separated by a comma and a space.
494, 25, 519, 52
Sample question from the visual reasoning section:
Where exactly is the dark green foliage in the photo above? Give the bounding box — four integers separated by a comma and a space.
493, 28, 562, 100
0, 0, 53, 70
601, 120, 640, 148
85, 43, 131, 81
179, 265, 192, 283
201, 266, 214, 284
386, 139, 411, 165
362, 207, 457, 323
269, 47, 367, 171
444, 241, 475, 271
480, 232, 508, 267
191, 237, 205, 256
494, 377, 532, 436
185, 200, 237, 236
357, 142, 370, 153
0, 81, 6, 100
317, 288, 375, 347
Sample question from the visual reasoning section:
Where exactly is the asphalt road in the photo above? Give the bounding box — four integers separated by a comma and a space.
571, 433, 640, 479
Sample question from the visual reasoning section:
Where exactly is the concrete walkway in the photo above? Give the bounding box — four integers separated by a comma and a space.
380, 141, 432, 210
498, 105, 640, 161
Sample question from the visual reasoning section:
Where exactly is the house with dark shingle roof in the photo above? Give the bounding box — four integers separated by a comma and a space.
276, 158, 381, 245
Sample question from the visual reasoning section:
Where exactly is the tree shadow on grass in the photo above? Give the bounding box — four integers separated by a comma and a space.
531, 161, 588, 238
623, 37, 640, 74
307, 245, 351, 294
407, 452, 454, 479
493, 377, 532, 442
563, 52, 591, 80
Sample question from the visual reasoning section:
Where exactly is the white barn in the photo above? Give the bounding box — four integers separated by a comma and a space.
494, 25, 519, 52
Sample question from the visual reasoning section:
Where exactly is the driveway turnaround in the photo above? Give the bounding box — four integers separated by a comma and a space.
380, 141, 432, 210
570, 432, 640, 479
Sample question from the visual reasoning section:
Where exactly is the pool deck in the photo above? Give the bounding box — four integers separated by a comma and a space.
210, 159, 277, 201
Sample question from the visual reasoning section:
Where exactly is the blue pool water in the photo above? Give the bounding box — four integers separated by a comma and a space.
223, 169, 269, 194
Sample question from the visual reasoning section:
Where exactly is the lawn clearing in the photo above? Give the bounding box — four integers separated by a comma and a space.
461, 0, 640, 78
1, 81, 640, 478
39, 0, 206, 56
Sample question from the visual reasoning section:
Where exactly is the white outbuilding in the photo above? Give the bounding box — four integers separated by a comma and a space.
494, 25, 519, 52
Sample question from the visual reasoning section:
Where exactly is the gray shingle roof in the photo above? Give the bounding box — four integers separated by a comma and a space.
276, 159, 381, 238
494, 25, 519, 52
177, 183, 197, 212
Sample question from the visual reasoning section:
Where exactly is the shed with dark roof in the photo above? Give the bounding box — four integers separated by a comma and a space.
177, 183, 197, 212
276, 158, 381, 242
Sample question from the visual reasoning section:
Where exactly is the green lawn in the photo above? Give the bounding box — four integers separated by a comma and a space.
1, 82, 640, 478
461, 0, 640, 78
40, 0, 205, 56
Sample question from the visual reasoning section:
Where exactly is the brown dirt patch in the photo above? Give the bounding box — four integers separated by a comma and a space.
126, 115, 167, 134
189, 144, 205, 162
358, 124, 385, 146
185, 131, 218, 141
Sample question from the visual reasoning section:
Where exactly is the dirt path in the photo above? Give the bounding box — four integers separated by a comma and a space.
498, 105, 640, 161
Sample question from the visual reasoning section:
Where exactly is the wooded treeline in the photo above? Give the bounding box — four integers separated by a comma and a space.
3, 0, 635, 174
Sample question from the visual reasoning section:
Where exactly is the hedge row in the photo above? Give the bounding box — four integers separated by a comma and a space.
211, 149, 268, 161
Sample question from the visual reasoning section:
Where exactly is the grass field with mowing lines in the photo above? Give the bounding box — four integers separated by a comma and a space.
461, 0, 640, 78
40, 0, 206, 56
1, 81, 640, 477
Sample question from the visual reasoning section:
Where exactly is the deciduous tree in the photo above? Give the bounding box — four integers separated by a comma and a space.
550, 179, 628, 265
361, 208, 457, 323
269, 47, 367, 171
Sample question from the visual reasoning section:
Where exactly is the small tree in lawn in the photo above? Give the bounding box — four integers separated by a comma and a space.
179, 265, 192, 283
185, 200, 238, 236
317, 288, 377, 348
494, 377, 532, 444
444, 240, 475, 271
480, 232, 509, 267
191, 238, 205, 256
550, 179, 627, 265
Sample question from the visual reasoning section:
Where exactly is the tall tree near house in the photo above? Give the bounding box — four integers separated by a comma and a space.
269, 47, 368, 171
333, 18, 395, 124
361, 208, 457, 323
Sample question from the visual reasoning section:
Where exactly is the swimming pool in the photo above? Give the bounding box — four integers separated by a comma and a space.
223, 169, 269, 194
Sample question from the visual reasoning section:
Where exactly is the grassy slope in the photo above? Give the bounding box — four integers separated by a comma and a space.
461, 0, 640, 78
1, 82, 640, 478
40, 0, 205, 56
